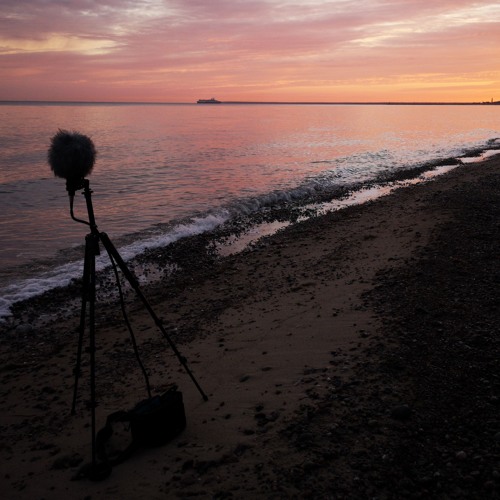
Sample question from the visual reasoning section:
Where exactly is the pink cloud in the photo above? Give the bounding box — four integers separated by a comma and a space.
0, 0, 499, 101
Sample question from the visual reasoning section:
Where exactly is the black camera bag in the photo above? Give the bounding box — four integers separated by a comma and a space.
130, 388, 186, 446
95, 386, 186, 468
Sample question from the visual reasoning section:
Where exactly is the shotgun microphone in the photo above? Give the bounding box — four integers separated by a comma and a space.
48, 129, 96, 196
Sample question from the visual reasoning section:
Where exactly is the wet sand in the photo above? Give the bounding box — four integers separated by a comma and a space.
1, 155, 499, 499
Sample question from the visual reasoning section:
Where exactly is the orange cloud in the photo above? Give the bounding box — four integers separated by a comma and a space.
0, 0, 499, 102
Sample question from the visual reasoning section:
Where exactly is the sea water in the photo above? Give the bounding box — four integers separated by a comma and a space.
0, 102, 499, 318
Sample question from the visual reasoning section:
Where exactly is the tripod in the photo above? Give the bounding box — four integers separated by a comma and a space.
69, 179, 208, 480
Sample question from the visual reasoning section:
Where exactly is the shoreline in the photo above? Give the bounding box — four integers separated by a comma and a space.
1, 142, 499, 320
1, 155, 499, 498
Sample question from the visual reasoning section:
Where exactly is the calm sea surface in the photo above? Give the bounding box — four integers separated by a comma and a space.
0, 102, 499, 318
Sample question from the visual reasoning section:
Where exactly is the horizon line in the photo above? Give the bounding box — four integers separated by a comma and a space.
0, 99, 498, 106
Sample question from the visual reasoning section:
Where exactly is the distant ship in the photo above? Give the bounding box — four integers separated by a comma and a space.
197, 98, 221, 104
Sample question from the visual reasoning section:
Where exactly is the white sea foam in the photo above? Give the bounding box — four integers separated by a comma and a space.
1, 150, 498, 321
2, 150, 499, 321
0, 212, 230, 319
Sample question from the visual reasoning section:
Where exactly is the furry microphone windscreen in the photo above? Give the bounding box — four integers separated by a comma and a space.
48, 129, 96, 181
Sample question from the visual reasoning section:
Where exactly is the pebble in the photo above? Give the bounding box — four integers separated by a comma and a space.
15, 324, 33, 335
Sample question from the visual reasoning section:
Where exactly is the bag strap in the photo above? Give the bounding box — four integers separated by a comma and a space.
73, 409, 138, 480
95, 410, 139, 467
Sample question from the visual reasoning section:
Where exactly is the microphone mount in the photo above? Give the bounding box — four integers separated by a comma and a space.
69, 179, 95, 229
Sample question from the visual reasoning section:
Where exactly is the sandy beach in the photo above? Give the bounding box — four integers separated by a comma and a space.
1, 154, 499, 499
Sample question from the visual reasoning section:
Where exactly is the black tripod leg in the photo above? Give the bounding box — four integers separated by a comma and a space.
70, 233, 100, 474
87, 235, 98, 472
71, 234, 93, 415
98, 232, 208, 401
71, 231, 110, 479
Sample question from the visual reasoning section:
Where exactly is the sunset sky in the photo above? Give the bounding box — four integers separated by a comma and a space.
1, 0, 499, 103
